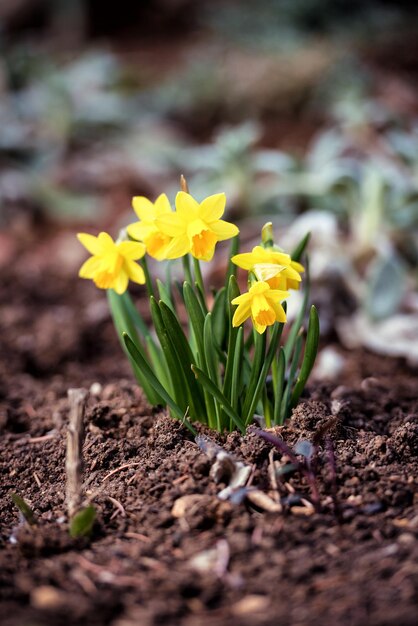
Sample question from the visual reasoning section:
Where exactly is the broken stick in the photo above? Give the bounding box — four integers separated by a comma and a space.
66, 388, 88, 519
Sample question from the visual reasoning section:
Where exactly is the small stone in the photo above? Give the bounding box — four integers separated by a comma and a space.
31, 586, 66, 610
398, 533, 416, 546
89, 382, 102, 396
171, 494, 207, 518
231, 595, 269, 615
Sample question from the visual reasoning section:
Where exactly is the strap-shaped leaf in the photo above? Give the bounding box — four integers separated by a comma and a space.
123, 333, 196, 435
159, 301, 206, 417
107, 290, 161, 404
230, 326, 244, 412
291, 232, 311, 262
150, 297, 189, 411
242, 329, 266, 419
273, 347, 286, 426
183, 281, 205, 366
242, 322, 282, 426
211, 286, 227, 351
281, 332, 303, 422
290, 305, 320, 409
191, 365, 246, 433
284, 259, 310, 362
223, 276, 241, 399
157, 278, 176, 314
225, 234, 240, 285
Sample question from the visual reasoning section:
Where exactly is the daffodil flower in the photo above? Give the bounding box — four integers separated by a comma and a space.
232, 245, 304, 290
127, 194, 173, 260
232, 281, 289, 334
78, 232, 146, 294
155, 191, 239, 261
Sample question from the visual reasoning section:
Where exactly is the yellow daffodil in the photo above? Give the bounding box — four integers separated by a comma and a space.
232, 281, 289, 334
77, 232, 146, 294
155, 191, 239, 261
127, 194, 173, 260
232, 245, 304, 290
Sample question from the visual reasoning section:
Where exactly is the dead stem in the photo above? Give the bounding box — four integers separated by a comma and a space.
102, 462, 142, 483
66, 388, 88, 519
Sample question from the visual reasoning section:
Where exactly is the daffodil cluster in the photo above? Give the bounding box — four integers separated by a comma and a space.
77, 181, 318, 432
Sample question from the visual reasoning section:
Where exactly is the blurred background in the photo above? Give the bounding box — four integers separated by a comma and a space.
1, 0, 418, 375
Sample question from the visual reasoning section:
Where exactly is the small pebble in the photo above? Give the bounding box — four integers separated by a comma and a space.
89, 382, 102, 396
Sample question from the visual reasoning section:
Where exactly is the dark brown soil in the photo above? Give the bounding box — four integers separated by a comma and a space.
1, 229, 418, 626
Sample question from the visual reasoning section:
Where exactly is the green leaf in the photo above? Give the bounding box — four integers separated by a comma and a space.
157, 278, 176, 314
242, 322, 283, 426
230, 326, 244, 412
123, 333, 196, 435
273, 347, 286, 426
107, 290, 161, 404
225, 234, 240, 284
284, 260, 310, 362
291, 232, 311, 262
242, 330, 266, 419
159, 301, 206, 417
211, 286, 227, 351
183, 281, 205, 366
150, 298, 189, 411
281, 332, 303, 421
69, 505, 96, 538
290, 305, 320, 409
191, 365, 246, 433
223, 276, 241, 398
11, 493, 36, 525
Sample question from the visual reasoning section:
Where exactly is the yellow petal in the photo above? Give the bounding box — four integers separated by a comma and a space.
175, 191, 200, 220
267, 289, 289, 301
199, 193, 226, 222
79, 256, 102, 278
231, 292, 251, 305
77, 233, 102, 255
291, 260, 305, 273
125, 260, 145, 284
231, 252, 257, 270
270, 301, 287, 323
252, 319, 267, 334
145, 232, 172, 260
126, 221, 153, 242
154, 193, 172, 216
97, 232, 116, 252
117, 241, 146, 260
113, 270, 129, 294
132, 196, 155, 221
164, 235, 191, 259
156, 213, 185, 237
232, 301, 251, 327
209, 220, 239, 241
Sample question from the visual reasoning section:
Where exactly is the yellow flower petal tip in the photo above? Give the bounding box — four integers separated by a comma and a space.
231, 281, 288, 334
157, 191, 239, 261
77, 231, 146, 294
128, 193, 174, 260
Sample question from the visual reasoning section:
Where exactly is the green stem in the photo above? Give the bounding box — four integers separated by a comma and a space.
183, 254, 193, 286
141, 256, 155, 299
193, 257, 205, 302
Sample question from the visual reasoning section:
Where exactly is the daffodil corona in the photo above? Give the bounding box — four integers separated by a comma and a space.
127, 194, 173, 261
232, 281, 289, 334
156, 191, 239, 261
78, 232, 146, 294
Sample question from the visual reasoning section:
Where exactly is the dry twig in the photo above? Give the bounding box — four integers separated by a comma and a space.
66, 388, 88, 519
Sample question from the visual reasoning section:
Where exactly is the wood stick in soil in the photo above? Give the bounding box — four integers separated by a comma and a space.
66, 388, 88, 519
